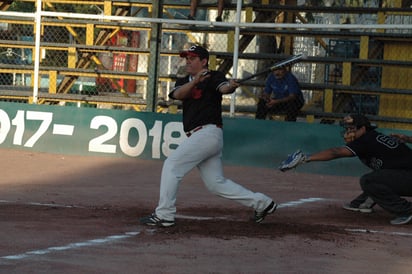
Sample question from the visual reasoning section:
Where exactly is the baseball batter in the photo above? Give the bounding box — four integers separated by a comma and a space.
140, 45, 276, 227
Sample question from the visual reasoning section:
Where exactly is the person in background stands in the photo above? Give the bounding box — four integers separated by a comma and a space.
188, 0, 225, 22
255, 66, 304, 121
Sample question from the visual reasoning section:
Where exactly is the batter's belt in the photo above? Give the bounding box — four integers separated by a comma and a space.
185, 124, 223, 137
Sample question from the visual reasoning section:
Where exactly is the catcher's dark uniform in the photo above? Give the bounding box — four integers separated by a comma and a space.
346, 130, 412, 216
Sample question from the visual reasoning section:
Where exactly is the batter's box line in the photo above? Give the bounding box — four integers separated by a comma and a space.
277, 197, 329, 209
0, 199, 84, 208
0, 231, 141, 262
176, 197, 330, 221
345, 228, 412, 237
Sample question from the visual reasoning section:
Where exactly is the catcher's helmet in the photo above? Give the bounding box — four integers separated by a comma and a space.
340, 114, 377, 131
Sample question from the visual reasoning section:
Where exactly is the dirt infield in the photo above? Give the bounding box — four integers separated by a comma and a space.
1, 148, 411, 273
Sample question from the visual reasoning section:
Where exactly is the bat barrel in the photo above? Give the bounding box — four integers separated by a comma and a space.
236, 54, 306, 83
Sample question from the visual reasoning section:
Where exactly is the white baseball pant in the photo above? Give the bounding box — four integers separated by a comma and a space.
155, 124, 273, 221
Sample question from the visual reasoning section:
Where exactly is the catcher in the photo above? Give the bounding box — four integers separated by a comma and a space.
279, 114, 412, 225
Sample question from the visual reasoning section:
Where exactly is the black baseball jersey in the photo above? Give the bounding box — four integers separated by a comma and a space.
169, 70, 228, 132
346, 130, 412, 170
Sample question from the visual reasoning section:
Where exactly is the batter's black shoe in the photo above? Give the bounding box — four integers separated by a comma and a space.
342, 197, 376, 213
139, 213, 175, 227
254, 201, 277, 223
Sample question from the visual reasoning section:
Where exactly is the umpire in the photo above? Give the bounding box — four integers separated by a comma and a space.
282, 114, 412, 225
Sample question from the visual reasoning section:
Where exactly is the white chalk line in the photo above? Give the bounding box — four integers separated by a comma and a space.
176, 197, 328, 220
1, 231, 140, 261
0, 199, 83, 208
277, 197, 327, 209
346, 228, 412, 237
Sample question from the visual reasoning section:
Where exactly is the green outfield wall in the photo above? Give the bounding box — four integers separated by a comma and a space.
0, 102, 410, 177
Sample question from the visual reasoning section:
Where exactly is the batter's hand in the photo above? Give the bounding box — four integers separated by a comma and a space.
228, 79, 240, 89
220, 79, 240, 94
193, 70, 211, 84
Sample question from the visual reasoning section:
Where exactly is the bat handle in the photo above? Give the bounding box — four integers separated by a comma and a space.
236, 76, 252, 84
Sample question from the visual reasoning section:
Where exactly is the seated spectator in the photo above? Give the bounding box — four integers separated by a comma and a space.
255, 66, 304, 121
188, 0, 225, 22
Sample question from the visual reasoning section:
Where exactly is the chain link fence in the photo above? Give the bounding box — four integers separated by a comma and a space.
0, 0, 411, 128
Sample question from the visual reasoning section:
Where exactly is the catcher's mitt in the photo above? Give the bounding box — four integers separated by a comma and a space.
279, 150, 308, 172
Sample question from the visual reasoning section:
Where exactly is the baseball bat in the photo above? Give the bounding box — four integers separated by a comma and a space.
236, 53, 306, 83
